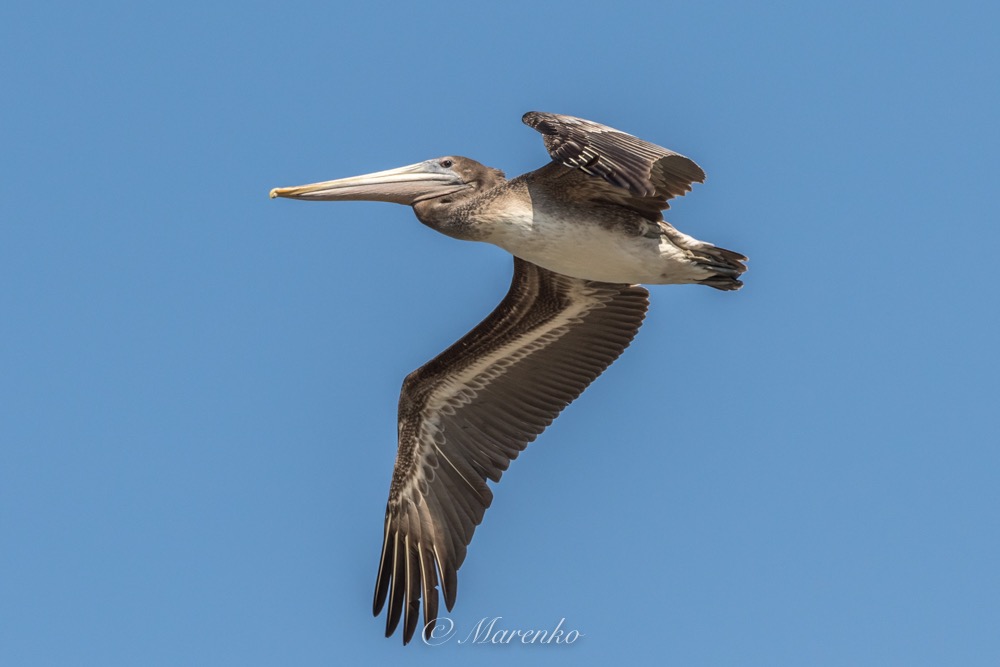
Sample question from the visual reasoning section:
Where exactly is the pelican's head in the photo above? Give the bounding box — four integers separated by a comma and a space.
271, 156, 506, 240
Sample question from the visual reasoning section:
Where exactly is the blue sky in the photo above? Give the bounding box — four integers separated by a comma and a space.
2, 1, 998, 665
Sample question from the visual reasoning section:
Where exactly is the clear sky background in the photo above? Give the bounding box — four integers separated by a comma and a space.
3, 1, 998, 665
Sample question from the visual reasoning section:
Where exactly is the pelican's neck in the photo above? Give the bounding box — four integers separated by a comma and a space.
412, 177, 512, 242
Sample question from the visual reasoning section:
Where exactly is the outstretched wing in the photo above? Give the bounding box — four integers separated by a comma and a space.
522, 111, 706, 207
373, 258, 649, 644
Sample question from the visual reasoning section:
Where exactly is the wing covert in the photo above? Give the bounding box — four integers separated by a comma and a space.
523, 111, 706, 207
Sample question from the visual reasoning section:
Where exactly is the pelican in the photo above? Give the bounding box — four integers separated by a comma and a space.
270, 112, 747, 644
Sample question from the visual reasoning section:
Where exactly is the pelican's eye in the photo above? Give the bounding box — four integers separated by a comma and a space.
440, 159, 453, 169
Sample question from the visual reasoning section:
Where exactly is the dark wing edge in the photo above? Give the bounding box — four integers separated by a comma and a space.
373, 258, 650, 644
522, 111, 706, 207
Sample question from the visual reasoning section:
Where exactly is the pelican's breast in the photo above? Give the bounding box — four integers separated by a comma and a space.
473, 189, 664, 284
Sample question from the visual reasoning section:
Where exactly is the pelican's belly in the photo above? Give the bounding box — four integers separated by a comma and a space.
481, 206, 702, 284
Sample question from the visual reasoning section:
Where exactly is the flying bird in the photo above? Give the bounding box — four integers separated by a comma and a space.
270, 112, 747, 644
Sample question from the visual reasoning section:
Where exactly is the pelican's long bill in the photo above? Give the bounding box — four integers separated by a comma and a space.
269, 160, 468, 205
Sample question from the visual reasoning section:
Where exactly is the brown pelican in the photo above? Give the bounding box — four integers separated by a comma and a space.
270, 112, 747, 644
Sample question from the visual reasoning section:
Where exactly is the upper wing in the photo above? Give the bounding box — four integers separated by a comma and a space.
373, 258, 649, 644
522, 111, 706, 207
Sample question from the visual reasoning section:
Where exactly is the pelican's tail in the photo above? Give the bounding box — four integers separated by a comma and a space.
658, 223, 747, 291
692, 244, 747, 291
659, 221, 747, 291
